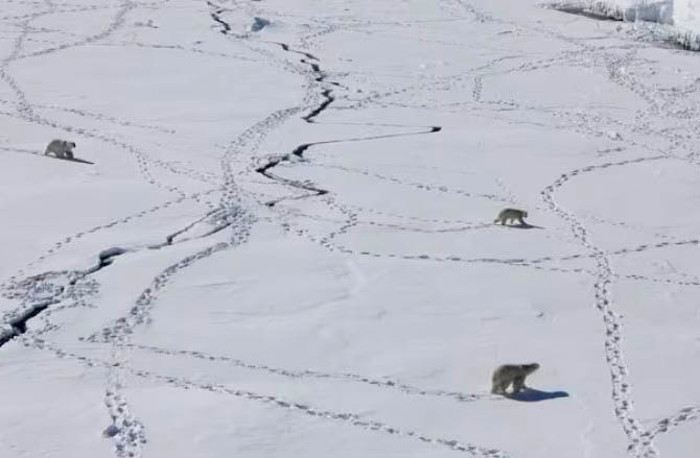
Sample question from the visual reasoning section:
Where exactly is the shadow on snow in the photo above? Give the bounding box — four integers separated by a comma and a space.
506, 388, 570, 402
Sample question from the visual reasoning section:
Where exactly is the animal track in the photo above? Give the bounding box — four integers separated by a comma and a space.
309, 161, 508, 203
104, 385, 147, 458
18, 0, 136, 60
20, 337, 510, 458
540, 157, 664, 458
129, 343, 498, 404
644, 405, 700, 441
472, 76, 483, 102
141, 371, 510, 458
34, 102, 176, 134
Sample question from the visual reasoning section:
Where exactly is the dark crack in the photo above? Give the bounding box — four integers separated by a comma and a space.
207, 2, 231, 35
254, 42, 443, 207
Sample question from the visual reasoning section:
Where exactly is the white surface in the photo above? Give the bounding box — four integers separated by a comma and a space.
674, 0, 700, 47
0, 1, 699, 457
675, 0, 700, 27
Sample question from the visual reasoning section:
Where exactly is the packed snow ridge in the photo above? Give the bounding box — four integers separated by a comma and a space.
551, 0, 700, 49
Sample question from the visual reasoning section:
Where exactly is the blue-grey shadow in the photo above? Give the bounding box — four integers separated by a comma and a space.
506, 388, 569, 402
506, 222, 545, 230
547, 4, 620, 21
50, 155, 94, 165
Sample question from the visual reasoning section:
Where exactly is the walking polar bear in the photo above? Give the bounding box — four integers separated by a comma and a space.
494, 208, 528, 226
45, 139, 76, 159
491, 363, 540, 395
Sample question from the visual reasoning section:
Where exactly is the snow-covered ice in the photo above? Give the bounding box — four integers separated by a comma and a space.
1, 1, 699, 457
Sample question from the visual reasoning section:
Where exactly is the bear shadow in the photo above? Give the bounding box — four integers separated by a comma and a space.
55, 156, 94, 165
505, 388, 569, 402
505, 222, 544, 230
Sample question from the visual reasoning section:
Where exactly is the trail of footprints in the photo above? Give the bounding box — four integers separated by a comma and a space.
645, 405, 700, 441
309, 161, 508, 203
540, 158, 663, 458
104, 385, 147, 458
19, 0, 135, 60
292, 206, 492, 235
20, 335, 509, 458
0, 97, 176, 135
129, 343, 498, 403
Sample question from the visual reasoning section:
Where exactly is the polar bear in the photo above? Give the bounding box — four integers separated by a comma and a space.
44, 139, 76, 159
491, 363, 540, 395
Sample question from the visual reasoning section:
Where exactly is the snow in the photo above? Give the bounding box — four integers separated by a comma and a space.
1, 0, 699, 457
675, 0, 700, 25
